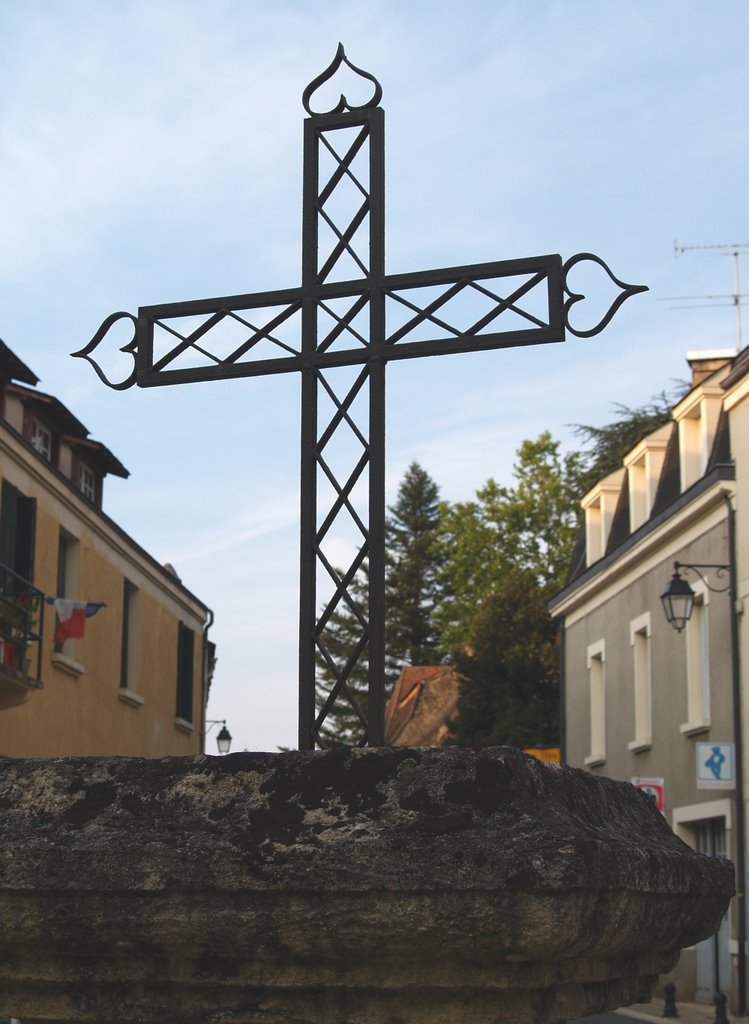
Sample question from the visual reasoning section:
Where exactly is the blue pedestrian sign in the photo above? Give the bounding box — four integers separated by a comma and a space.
696, 742, 735, 789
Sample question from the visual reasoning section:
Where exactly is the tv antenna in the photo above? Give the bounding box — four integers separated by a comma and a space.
659, 241, 749, 349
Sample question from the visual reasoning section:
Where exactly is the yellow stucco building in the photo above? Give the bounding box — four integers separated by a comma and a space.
0, 340, 214, 757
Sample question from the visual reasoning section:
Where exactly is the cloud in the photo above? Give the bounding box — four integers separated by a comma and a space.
2, 0, 749, 751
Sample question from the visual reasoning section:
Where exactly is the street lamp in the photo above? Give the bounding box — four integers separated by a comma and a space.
660, 561, 730, 632
205, 719, 233, 754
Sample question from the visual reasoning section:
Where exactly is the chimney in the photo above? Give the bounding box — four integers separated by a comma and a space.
686, 349, 737, 386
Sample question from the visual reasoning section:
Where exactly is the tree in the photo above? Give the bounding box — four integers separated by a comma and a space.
315, 564, 370, 747
434, 432, 585, 653
435, 432, 583, 749
447, 571, 559, 748
385, 462, 444, 678
315, 462, 444, 746
574, 387, 686, 494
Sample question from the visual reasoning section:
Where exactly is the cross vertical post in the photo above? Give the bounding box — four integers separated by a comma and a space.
74, 45, 647, 750
298, 97, 387, 748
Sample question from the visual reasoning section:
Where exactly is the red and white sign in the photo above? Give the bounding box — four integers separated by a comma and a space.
631, 777, 665, 814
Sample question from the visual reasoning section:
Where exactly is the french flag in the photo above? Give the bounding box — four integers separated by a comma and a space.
52, 599, 106, 643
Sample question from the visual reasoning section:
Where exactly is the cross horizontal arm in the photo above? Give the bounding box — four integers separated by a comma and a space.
72, 47, 649, 755
77, 255, 568, 389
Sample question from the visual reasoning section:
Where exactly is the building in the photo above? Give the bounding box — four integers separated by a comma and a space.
384, 665, 460, 746
550, 347, 749, 1010
383, 665, 561, 760
0, 340, 215, 757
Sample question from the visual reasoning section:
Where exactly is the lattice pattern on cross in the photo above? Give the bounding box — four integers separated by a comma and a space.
74, 44, 647, 749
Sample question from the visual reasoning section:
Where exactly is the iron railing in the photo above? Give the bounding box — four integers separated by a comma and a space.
0, 562, 44, 686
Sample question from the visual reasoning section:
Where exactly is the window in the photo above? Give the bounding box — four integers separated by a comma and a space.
675, 385, 723, 491
582, 469, 624, 567
175, 621, 195, 725
629, 613, 652, 752
682, 585, 710, 734
678, 410, 702, 491
628, 454, 648, 532
624, 426, 670, 533
0, 481, 38, 677
119, 579, 140, 697
54, 529, 80, 657
79, 463, 96, 502
0, 480, 36, 584
30, 419, 52, 461
585, 640, 606, 767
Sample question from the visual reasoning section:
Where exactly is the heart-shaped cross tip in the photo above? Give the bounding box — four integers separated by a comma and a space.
71, 311, 139, 391
302, 43, 383, 117
562, 253, 648, 339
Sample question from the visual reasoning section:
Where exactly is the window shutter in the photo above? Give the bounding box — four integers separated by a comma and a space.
176, 622, 194, 722
0, 481, 36, 584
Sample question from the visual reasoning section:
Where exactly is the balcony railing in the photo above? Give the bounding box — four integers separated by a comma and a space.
0, 562, 44, 687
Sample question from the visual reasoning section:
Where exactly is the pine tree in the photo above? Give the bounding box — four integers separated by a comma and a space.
573, 387, 687, 493
385, 462, 444, 679
315, 462, 444, 746
315, 564, 370, 747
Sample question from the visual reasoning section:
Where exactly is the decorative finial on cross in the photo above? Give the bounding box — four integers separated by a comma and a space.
73, 49, 647, 750
302, 43, 383, 116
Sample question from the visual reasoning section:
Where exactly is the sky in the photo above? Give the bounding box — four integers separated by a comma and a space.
0, 1, 747, 752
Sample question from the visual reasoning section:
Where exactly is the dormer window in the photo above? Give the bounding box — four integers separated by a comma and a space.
582, 468, 624, 567
674, 351, 735, 492
30, 419, 52, 461
624, 424, 670, 533
78, 463, 96, 502
675, 387, 723, 491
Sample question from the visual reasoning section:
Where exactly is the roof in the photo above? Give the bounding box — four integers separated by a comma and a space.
9, 383, 89, 438
8, 383, 130, 478
0, 412, 209, 614
552, 350, 739, 611
722, 344, 749, 390
63, 435, 129, 479
384, 665, 460, 747
0, 339, 39, 386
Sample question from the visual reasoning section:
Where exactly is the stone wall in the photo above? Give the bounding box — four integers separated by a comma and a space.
0, 746, 734, 1023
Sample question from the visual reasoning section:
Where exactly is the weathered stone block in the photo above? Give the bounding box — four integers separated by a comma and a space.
0, 747, 734, 1023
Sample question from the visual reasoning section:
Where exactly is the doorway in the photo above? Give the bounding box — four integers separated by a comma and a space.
695, 817, 731, 1002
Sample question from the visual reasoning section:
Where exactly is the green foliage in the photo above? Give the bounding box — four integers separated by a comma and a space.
448, 571, 559, 748
316, 393, 686, 750
315, 462, 444, 746
434, 432, 585, 653
435, 432, 583, 749
385, 462, 444, 676
315, 565, 370, 747
573, 387, 686, 494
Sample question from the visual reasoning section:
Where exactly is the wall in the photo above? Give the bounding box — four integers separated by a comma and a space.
0, 420, 209, 757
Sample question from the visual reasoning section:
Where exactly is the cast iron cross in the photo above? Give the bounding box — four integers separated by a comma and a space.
75, 46, 646, 749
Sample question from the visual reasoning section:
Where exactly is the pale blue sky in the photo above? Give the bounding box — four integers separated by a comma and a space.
0, 1, 747, 750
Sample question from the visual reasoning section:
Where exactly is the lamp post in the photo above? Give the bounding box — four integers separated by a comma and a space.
660, 562, 730, 632
205, 719, 232, 755
660, 499, 745, 1015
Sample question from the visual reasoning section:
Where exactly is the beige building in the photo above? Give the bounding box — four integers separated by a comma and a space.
550, 347, 749, 1010
0, 340, 215, 757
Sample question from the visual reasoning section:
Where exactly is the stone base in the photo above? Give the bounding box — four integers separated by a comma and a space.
0, 747, 734, 1023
